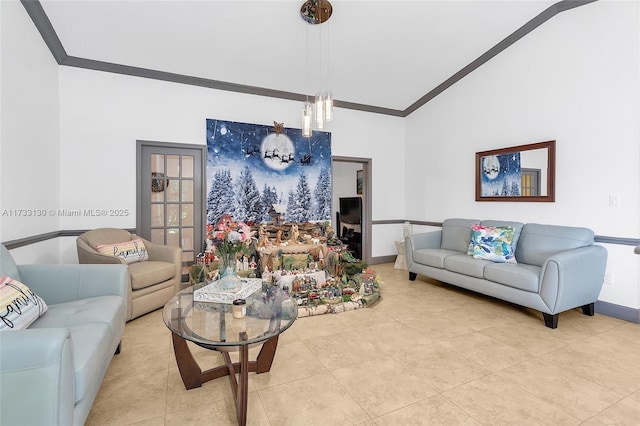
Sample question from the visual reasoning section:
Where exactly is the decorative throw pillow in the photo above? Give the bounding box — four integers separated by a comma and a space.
468, 225, 517, 263
0, 276, 48, 331
96, 238, 149, 264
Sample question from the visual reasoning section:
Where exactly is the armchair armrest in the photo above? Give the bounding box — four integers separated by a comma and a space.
405, 231, 442, 268
0, 328, 74, 426
141, 238, 181, 264
539, 245, 608, 313
140, 238, 182, 290
17, 264, 128, 305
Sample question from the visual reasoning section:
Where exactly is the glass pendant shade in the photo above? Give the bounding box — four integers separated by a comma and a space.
324, 91, 333, 121
302, 102, 312, 137
315, 93, 325, 129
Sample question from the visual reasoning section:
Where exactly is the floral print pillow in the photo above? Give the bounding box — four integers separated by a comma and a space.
467, 225, 517, 263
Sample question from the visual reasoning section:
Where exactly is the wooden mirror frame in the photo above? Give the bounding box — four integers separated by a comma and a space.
475, 140, 555, 202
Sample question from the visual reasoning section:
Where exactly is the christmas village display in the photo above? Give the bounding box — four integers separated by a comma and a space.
195, 119, 380, 316
191, 214, 381, 317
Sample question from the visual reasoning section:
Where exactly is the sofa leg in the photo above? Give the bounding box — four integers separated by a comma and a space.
581, 303, 595, 316
115, 342, 122, 355
409, 272, 417, 281
542, 313, 558, 329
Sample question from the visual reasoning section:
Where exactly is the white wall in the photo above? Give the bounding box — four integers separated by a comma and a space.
55, 67, 405, 258
1, 0, 61, 254
405, 1, 640, 308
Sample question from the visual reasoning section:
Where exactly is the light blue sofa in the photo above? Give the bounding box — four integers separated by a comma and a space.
0, 244, 127, 425
405, 219, 608, 328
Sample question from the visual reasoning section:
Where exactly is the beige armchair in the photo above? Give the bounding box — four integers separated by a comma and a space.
77, 228, 182, 321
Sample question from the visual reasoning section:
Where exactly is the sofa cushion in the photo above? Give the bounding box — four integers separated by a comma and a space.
516, 224, 594, 266
484, 263, 541, 292
96, 238, 149, 264
0, 276, 49, 331
413, 249, 460, 269
441, 218, 480, 253
468, 225, 517, 263
444, 254, 489, 279
30, 296, 124, 331
128, 260, 176, 290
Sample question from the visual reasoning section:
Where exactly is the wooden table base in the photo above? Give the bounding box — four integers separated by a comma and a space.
171, 333, 279, 425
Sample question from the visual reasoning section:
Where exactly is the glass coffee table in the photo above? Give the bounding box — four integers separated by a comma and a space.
163, 284, 297, 426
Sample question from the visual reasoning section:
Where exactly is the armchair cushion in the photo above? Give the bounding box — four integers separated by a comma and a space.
0, 276, 48, 331
128, 261, 176, 290
95, 238, 149, 264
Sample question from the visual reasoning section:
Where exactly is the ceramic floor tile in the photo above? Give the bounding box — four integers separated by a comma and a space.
304, 328, 388, 370
357, 319, 435, 357
165, 363, 238, 414
396, 309, 476, 341
496, 358, 624, 421
165, 390, 270, 426
581, 390, 640, 426
440, 303, 523, 331
87, 263, 639, 425
289, 309, 351, 340
540, 345, 640, 396
577, 330, 640, 365
85, 370, 168, 425
393, 344, 491, 393
252, 339, 326, 390
478, 321, 570, 357
363, 395, 481, 426
127, 416, 166, 426
438, 331, 533, 372
442, 374, 580, 425
258, 372, 370, 425
331, 355, 439, 417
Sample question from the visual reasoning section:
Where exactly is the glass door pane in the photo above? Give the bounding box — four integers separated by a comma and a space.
139, 144, 203, 280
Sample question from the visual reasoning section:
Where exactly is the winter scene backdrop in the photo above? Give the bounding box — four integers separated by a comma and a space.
206, 119, 332, 226
480, 151, 522, 197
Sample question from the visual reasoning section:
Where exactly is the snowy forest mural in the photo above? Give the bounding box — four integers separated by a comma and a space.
206, 119, 332, 226
480, 151, 522, 197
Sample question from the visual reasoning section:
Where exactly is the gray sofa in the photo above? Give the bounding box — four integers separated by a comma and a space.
0, 244, 127, 425
405, 219, 607, 328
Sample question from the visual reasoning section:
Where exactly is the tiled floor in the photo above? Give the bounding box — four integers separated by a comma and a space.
86, 263, 640, 425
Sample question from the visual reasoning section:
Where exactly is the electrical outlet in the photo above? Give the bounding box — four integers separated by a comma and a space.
609, 194, 621, 207
604, 273, 614, 285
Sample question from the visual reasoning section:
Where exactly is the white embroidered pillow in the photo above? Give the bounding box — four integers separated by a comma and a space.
96, 238, 149, 264
0, 276, 49, 331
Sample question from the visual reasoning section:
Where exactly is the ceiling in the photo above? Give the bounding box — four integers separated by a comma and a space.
33, 0, 573, 115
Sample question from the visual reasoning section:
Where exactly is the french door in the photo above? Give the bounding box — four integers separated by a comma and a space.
137, 141, 205, 277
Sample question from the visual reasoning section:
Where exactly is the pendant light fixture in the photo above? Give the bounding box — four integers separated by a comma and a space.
300, 0, 333, 135
302, 102, 312, 137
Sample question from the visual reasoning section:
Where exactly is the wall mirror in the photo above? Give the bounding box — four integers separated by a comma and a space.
476, 140, 555, 202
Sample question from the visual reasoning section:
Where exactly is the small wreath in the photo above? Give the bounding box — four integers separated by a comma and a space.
151, 172, 169, 192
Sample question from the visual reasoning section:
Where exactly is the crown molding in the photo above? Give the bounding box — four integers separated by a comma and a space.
20, 0, 598, 117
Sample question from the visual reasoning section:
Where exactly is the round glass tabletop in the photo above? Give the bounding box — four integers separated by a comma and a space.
163, 285, 297, 349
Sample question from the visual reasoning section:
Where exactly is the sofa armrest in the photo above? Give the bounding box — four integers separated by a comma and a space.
0, 328, 75, 426
539, 245, 608, 313
17, 264, 128, 305
405, 231, 442, 268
